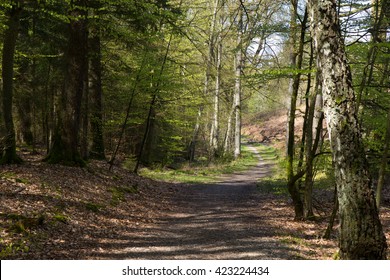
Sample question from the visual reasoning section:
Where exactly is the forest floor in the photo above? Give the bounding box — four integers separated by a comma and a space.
2, 144, 390, 259
1, 108, 390, 259
117, 145, 339, 260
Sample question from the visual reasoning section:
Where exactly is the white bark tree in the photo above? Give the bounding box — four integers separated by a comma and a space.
308, 0, 387, 259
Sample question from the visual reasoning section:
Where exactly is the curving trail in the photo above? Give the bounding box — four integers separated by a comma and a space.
118, 144, 301, 259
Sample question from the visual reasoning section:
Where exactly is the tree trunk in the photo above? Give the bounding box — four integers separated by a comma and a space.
286, 2, 307, 220
89, 26, 106, 160
356, 0, 388, 110
81, 62, 89, 160
304, 87, 324, 219
134, 30, 174, 173
375, 59, 390, 208
223, 105, 234, 156
16, 96, 34, 146
1, 1, 23, 164
308, 0, 387, 259
45, 1, 87, 166
205, 0, 219, 157
233, 6, 243, 159
303, 86, 316, 219
15, 19, 34, 147
210, 37, 222, 158
108, 53, 146, 170
188, 107, 202, 162
134, 94, 157, 173
303, 44, 320, 219
376, 106, 390, 209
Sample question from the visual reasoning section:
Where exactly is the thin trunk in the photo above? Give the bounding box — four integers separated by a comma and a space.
188, 107, 202, 162
303, 42, 317, 219
376, 106, 390, 208
134, 94, 157, 173
304, 92, 320, 219
31, 57, 37, 153
16, 10, 39, 148
313, 90, 323, 145
303, 103, 316, 219
206, 0, 219, 156
223, 104, 235, 156
1, 1, 23, 164
286, 3, 307, 220
108, 53, 147, 170
42, 65, 52, 153
323, 187, 339, 239
15, 17, 34, 146
234, 6, 243, 159
16, 96, 33, 146
134, 31, 174, 173
309, 0, 387, 259
356, 0, 388, 110
188, 0, 219, 160
210, 38, 222, 157
376, 59, 390, 208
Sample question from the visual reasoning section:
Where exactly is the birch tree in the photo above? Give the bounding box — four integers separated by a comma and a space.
308, 0, 387, 259
233, 4, 243, 159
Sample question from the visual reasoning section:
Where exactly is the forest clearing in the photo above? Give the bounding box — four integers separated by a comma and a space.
1, 0, 390, 259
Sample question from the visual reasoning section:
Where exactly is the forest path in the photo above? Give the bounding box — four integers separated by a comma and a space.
119, 144, 300, 259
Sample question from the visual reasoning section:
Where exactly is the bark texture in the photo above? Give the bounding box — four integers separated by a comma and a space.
308, 0, 387, 259
46, 1, 87, 166
1, 1, 23, 164
233, 7, 243, 159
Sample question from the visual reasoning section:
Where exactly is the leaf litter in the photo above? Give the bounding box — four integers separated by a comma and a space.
0, 150, 389, 259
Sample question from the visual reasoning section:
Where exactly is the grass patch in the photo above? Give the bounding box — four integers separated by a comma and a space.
0, 172, 30, 184
254, 142, 335, 196
139, 144, 259, 184
313, 171, 335, 190
53, 213, 69, 224
0, 172, 17, 179
257, 178, 289, 195
253, 143, 289, 195
251, 143, 279, 161
0, 239, 29, 259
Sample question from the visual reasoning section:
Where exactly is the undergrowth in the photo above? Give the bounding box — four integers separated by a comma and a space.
255, 141, 335, 196
139, 144, 259, 184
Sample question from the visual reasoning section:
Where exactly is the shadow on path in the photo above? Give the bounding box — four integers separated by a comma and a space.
80, 144, 306, 259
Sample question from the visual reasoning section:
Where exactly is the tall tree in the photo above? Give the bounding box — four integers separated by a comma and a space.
205, 0, 219, 157
233, 3, 243, 159
308, 0, 387, 259
89, 2, 105, 160
210, 31, 222, 158
1, 0, 23, 164
286, 1, 307, 220
45, 0, 88, 166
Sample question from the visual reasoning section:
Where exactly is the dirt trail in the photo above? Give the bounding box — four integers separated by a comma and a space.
116, 144, 300, 259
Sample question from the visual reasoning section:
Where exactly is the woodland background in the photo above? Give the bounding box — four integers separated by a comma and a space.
1, 0, 390, 259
